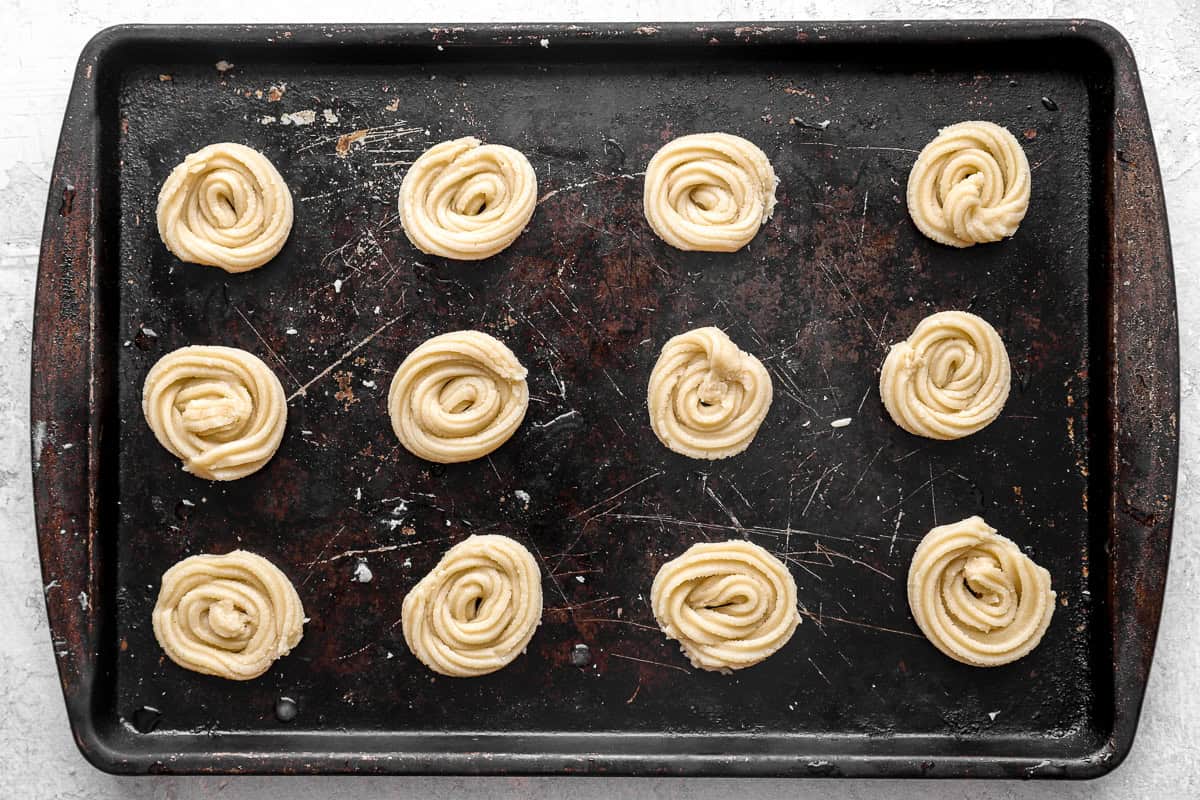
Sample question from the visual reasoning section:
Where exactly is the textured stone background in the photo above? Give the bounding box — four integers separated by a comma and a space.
2, 0, 1195, 797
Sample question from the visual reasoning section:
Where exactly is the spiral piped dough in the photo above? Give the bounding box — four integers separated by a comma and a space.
398, 137, 537, 260
647, 327, 772, 459
388, 331, 529, 463
156, 142, 294, 272
880, 311, 1010, 440
152, 550, 305, 680
643, 133, 778, 252
651, 540, 799, 672
402, 535, 543, 677
142, 346, 287, 480
907, 121, 1031, 248
908, 516, 1055, 667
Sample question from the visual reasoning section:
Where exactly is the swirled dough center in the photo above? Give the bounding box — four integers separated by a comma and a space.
142, 346, 288, 480
398, 137, 538, 260
401, 534, 543, 677
651, 539, 799, 671
643, 133, 778, 252
152, 550, 305, 680
907, 121, 1031, 247
907, 516, 1055, 666
647, 326, 772, 459
156, 142, 294, 272
388, 330, 529, 463
879, 311, 1010, 440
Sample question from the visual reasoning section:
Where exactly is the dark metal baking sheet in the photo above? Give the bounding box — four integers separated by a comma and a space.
31, 20, 1177, 778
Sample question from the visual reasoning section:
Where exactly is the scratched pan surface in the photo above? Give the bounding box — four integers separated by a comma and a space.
33, 22, 1178, 778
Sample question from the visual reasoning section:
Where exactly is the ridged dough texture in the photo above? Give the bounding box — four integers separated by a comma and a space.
647, 326, 772, 459
388, 330, 529, 463
907, 516, 1055, 667
152, 550, 305, 680
156, 142, 294, 272
142, 346, 288, 480
401, 534, 543, 677
906, 121, 1031, 248
398, 137, 537, 260
651, 540, 800, 672
643, 132, 778, 251
880, 311, 1010, 440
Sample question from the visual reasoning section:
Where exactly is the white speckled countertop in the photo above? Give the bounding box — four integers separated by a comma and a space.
2, 1, 1195, 797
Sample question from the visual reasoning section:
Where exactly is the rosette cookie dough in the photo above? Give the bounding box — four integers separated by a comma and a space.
401, 535, 543, 677
398, 137, 537, 260
643, 132, 778, 251
908, 516, 1055, 667
142, 346, 287, 480
388, 331, 529, 463
156, 142, 294, 272
152, 550, 305, 680
907, 121, 1031, 247
647, 326, 772, 459
879, 311, 1010, 440
651, 540, 800, 672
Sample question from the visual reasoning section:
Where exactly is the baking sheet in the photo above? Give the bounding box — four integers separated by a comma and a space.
31, 21, 1177, 778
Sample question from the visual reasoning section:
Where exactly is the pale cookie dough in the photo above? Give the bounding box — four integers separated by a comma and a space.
908, 516, 1055, 667
907, 121, 1031, 247
879, 311, 1010, 440
142, 345, 288, 481
643, 133, 778, 252
156, 142, 294, 272
152, 550, 305, 680
651, 539, 800, 672
398, 137, 537, 260
647, 326, 772, 459
402, 534, 543, 677
388, 330, 529, 463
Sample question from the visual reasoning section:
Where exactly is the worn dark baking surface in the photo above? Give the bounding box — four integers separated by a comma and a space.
32, 21, 1177, 778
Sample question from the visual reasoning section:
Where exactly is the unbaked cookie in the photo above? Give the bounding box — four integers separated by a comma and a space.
157, 142, 294, 272
142, 345, 287, 480
879, 311, 1010, 440
401, 534, 543, 677
398, 137, 537, 260
388, 330, 529, 463
152, 550, 305, 680
907, 516, 1055, 667
651, 539, 800, 672
907, 121, 1031, 247
643, 133, 777, 251
647, 326, 772, 459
